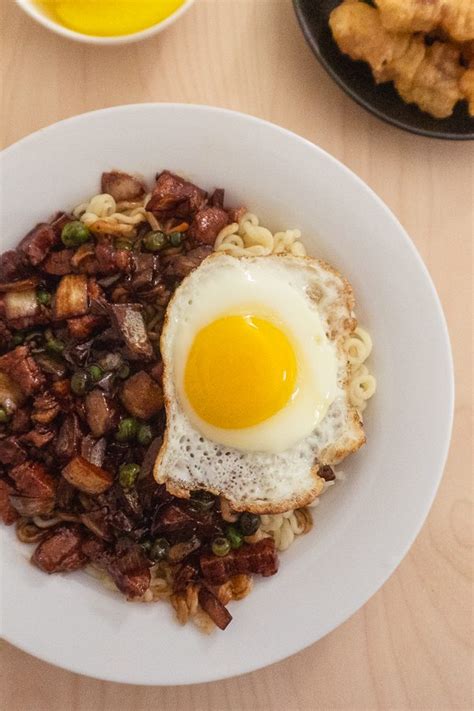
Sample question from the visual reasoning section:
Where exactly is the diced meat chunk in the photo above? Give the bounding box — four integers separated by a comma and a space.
172, 562, 199, 592
82, 537, 150, 598
10, 460, 56, 498
198, 587, 232, 630
9, 495, 55, 517
153, 503, 197, 539
51, 379, 73, 409
227, 205, 247, 223
56, 477, 76, 509
130, 253, 156, 291
85, 389, 118, 437
18, 223, 56, 266
55, 414, 83, 460
32, 392, 60, 425
41, 249, 74, 275
210, 188, 225, 208
101, 171, 145, 202
109, 542, 151, 598
82, 536, 112, 566
80, 510, 113, 541
120, 370, 163, 419
0, 480, 20, 525
0, 371, 26, 412
163, 246, 212, 278
20, 425, 56, 449
3, 290, 39, 322
200, 538, 279, 585
188, 206, 230, 245
0, 437, 27, 465
54, 274, 89, 320
62, 456, 113, 494
0, 250, 27, 281
0, 277, 40, 293
146, 171, 207, 218
10, 407, 31, 434
94, 239, 132, 275
0, 346, 45, 396
109, 566, 151, 599
109, 304, 153, 360
67, 314, 103, 340
32, 525, 87, 573
7, 313, 50, 331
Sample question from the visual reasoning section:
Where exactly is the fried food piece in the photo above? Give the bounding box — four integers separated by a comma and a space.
329, 1, 411, 82
461, 40, 474, 67
460, 68, 474, 115
394, 41, 464, 118
375, 0, 474, 43
375, 0, 443, 34
440, 1, 474, 43
330, 1, 466, 118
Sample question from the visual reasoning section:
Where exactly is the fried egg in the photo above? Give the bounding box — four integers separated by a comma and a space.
154, 254, 365, 513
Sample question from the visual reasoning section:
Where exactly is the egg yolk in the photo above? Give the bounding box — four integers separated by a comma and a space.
184, 315, 297, 430
36, 0, 185, 37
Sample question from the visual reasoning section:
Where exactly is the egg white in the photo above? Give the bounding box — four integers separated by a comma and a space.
170, 257, 338, 453
155, 253, 365, 513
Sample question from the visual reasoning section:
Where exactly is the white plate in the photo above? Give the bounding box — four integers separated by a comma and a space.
0, 104, 454, 685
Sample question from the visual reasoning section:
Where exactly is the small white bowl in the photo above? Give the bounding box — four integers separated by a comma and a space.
15, 0, 196, 45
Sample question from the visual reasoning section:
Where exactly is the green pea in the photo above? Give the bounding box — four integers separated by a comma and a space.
36, 288, 51, 306
212, 537, 231, 557
169, 232, 183, 247
149, 537, 170, 562
0, 407, 10, 424
239, 512, 260, 536
46, 337, 65, 355
119, 463, 141, 488
117, 363, 130, 380
143, 231, 167, 252
61, 221, 91, 248
137, 423, 153, 446
87, 364, 103, 382
70, 370, 90, 395
226, 525, 243, 550
115, 417, 139, 442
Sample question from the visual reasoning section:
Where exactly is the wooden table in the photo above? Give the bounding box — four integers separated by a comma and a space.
1, 1, 472, 709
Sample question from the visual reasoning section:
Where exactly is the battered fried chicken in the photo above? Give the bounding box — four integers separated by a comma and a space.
395, 41, 464, 118
329, 2, 411, 82
329, 0, 472, 118
460, 69, 474, 114
375, 0, 474, 44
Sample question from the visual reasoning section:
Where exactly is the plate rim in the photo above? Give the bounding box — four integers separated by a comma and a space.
292, 0, 474, 141
0, 103, 455, 685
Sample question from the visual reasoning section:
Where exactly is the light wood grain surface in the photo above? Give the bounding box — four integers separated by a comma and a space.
0, 1, 473, 709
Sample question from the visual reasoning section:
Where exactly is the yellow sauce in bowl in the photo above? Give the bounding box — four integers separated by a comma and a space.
34, 0, 185, 37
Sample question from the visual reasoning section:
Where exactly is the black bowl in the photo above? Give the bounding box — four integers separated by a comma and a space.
293, 0, 474, 140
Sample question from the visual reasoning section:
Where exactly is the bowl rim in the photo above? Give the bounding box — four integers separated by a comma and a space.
292, 0, 474, 141
15, 0, 196, 45
0, 104, 455, 684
